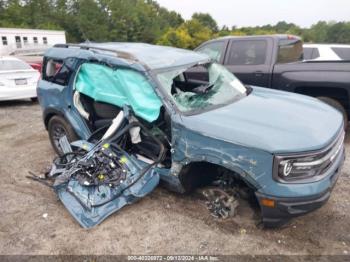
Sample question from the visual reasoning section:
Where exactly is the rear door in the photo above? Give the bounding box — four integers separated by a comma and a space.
37, 57, 91, 139
223, 38, 273, 87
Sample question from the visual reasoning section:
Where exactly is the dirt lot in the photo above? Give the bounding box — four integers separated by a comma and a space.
0, 101, 349, 256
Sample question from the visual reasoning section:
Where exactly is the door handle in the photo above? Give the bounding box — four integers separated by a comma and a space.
254, 71, 263, 77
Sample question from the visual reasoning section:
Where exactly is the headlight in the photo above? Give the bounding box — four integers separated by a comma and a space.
274, 131, 344, 183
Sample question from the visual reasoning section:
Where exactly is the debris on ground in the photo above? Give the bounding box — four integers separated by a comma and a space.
27, 109, 165, 228
239, 228, 247, 235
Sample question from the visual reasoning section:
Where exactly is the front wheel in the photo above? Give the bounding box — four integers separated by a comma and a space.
318, 97, 348, 130
48, 116, 78, 155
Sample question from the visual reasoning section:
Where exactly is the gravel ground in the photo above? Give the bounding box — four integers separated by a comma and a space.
0, 101, 349, 256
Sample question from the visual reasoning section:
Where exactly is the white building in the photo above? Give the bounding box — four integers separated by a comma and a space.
0, 28, 66, 55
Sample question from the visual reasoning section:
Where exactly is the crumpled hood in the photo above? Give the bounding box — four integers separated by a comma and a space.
181, 86, 343, 154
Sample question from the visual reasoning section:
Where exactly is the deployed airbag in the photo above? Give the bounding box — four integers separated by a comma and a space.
75, 63, 162, 122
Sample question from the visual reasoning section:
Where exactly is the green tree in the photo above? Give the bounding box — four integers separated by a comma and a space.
75, 0, 109, 42
326, 22, 350, 43
303, 21, 329, 43
157, 18, 213, 49
192, 12, 218, 32
157, 27, 193, 48
0, 1, 349, 46
0, 0, 28, 27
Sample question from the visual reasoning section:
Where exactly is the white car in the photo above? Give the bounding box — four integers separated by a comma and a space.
303, 44, 350, 61
0, 57, 40, 101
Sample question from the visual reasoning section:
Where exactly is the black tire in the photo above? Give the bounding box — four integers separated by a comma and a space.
318, 96, 348, 130
30, 97, 38, 102
48, 115, 78, 155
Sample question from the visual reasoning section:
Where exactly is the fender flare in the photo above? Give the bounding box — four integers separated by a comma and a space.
43, 107, 65, 129
177, 154, 261, 190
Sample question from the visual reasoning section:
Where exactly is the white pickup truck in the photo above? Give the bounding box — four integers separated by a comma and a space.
303, 43, 350, 60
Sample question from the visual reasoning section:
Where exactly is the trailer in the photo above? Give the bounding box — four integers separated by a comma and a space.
0, 28, 66, 55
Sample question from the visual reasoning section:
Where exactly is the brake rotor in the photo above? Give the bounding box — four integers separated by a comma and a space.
201, 187, 239, 219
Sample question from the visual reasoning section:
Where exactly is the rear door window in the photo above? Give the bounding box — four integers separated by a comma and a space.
197, 41, 225, 62
43, 59, 73, 86
226, 40, 267, 65
331, 47, 350, 60
277, 39, 303, 63
303, 47, 320, 60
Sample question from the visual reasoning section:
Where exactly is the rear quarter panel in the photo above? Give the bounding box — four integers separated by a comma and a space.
37, 79, 90, 139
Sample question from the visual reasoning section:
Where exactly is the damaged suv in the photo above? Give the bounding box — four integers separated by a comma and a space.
37, 43, 345, 228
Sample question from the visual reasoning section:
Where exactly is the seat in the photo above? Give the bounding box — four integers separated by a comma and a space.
75, 92, 121, 130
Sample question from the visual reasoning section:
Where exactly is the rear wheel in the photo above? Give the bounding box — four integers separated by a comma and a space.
318, 97, 348, 130
48, 115, 78, 155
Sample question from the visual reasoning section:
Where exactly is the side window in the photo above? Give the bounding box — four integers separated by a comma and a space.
277, 39, 303, 63
303, 48, 313, 60
331, 47, 350, 60
43, 59, 73, 86
2, 36, 7, 45
23, 37, 28, 46
303, 48, 320, 60
312, 48, 320, 59
197, 41, 225, 62
227, 40, 267, 65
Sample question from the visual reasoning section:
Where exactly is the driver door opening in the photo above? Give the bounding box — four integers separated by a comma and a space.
72, 62, 172, 168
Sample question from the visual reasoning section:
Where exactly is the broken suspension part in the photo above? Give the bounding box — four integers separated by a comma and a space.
202, 187, 239, 219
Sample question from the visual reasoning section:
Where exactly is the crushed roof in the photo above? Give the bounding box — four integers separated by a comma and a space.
48, 42, 210, 71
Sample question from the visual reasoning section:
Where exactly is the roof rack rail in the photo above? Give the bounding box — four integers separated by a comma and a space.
53, 43, 142, 64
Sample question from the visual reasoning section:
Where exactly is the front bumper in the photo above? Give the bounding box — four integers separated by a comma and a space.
256, 149, 345, 228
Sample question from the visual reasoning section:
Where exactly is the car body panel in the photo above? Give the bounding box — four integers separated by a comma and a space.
0, 57, 40, 101
0, 82, 37, 101
56, 149, 160, 229
79, 42, 210, 70
304, 44, 350, 61
170, 118, 345, 198
37, 78, 92, 139
179, 86, 343, 154
37, 43, 345, 227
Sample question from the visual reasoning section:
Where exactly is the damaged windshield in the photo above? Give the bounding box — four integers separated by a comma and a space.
157, 63, 247, 113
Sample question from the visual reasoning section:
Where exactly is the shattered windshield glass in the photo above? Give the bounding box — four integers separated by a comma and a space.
157, 63, 247, 113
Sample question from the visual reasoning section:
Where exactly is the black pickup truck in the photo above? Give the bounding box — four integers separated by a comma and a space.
194, 35, 350, 126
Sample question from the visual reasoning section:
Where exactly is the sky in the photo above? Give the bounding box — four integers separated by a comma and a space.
156, 0, 350, 28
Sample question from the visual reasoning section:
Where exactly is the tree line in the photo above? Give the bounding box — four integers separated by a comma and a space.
0, 0, 349, 49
